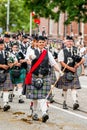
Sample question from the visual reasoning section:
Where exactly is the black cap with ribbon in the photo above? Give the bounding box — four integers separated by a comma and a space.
66, 35, 73, 40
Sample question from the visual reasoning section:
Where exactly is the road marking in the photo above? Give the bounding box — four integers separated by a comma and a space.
81, 85, 87, 88
50, 104, 87, 120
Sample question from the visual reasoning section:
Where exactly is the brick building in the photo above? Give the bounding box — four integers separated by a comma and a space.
38, 13, 87, 45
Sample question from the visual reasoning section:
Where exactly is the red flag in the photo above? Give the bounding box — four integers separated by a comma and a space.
34, 19, 40, 24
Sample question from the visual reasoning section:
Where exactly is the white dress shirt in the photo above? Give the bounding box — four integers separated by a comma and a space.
25, 47, 57, 67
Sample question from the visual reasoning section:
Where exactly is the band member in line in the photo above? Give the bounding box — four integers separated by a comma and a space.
56, 36, 84, 110
25, 36, 63, 123
4, 33, 11, 52
0, 38, 13, 111
8, 42, 27, 103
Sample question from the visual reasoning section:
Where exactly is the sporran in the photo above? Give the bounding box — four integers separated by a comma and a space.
76, 65, 82, 76
34, 78, 43, 90
66, 72, 75, 81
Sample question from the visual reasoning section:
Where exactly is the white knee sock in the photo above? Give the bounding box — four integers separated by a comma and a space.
32, 100, 38, 114
63, 91, 67, 102
9, 91, 13, 95
39, 99, 48, 115
71, 89, 78, 103
3, 91, 9, 106
18, 87, 23, 98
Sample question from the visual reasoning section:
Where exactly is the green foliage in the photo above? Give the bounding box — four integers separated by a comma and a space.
24, 0, 87, 24
0, 0, 36, 33
0, 0, 87, 33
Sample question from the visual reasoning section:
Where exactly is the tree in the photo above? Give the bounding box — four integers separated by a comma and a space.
24, 0, 87, 24
0, 0, 36, 32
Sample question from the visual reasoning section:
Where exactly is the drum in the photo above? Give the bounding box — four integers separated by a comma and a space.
76, 65, 82, 76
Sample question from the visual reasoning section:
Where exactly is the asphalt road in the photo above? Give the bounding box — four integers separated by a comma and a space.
0, 74, 87, 130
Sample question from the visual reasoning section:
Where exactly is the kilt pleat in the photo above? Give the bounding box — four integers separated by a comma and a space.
10, 68, 26, 84
26, 75, 51, 99
0, 72, 13, 91
56, 72, 81, 89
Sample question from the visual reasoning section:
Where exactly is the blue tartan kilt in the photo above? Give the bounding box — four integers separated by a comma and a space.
56, 72, 81, 89
10, 68, 26, 84
26, 75, 51, 99
0, 72, 13, 91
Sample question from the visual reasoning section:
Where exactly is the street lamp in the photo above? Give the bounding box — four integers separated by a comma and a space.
30, 12, 32, 36
6, 0, 10, 32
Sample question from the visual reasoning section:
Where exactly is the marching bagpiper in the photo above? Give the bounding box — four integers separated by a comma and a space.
8, 42, 27, 103
25, 36, 63, 122
0, 38, 13, 111
56, 36, 84, 110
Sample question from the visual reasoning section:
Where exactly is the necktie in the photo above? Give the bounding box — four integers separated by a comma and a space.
40, 50, 42, 54
0, 51, 4, 58
68, 48, 71, 56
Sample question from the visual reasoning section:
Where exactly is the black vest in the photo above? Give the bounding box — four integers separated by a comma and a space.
20, 44, 27, 55
15, 51, 27, 69
0, 51, 8, 71
31, 49, 49, 76
62, 47, 76, 72
62, 46, 82, 72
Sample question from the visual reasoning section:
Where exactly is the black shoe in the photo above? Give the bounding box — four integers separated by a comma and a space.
32, 113, 39, 121
42, 114, 49, 123
3, 105, 10, 111
73, 103, 79, 110
49, 98, 55, 103
18, 99, 24, 103
63, 101, 68, 109
50, 100, 55, 103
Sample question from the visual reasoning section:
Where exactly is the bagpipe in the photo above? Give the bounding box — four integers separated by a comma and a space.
72, 55, 82, 63
16, 51, 27, 69
72, 55, 82, 77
